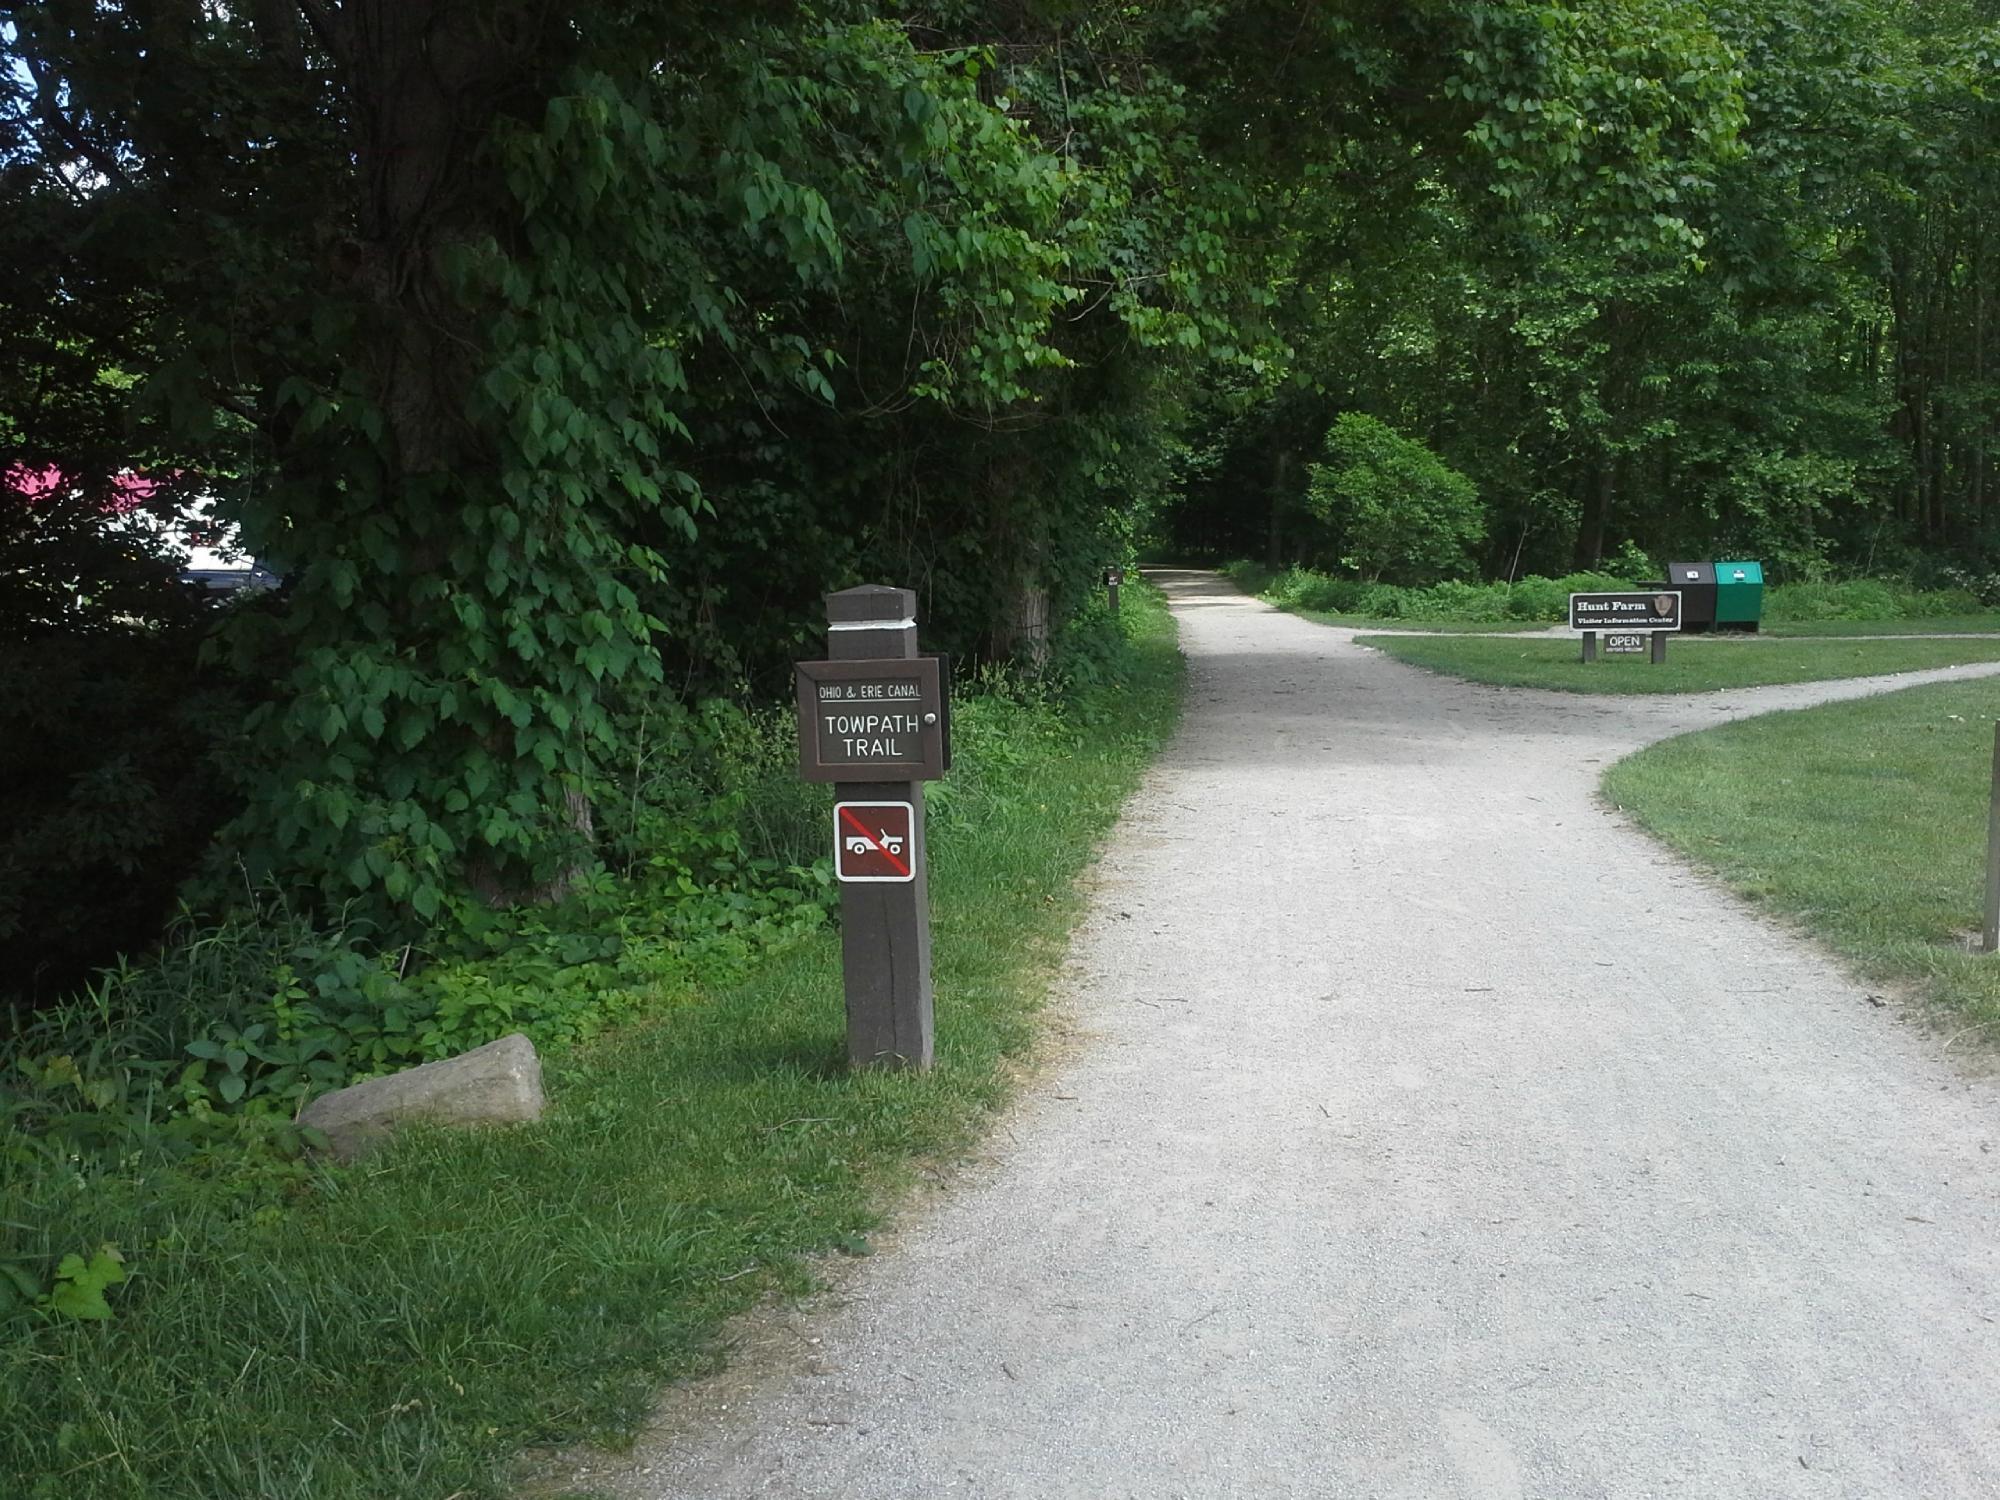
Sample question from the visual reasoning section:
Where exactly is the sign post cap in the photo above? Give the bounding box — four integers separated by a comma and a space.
825, 585, 916, 624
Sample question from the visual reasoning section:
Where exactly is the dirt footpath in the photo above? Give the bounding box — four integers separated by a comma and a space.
611, 568, 2000, 1499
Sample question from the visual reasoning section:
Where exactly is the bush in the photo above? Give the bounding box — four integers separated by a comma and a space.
1764, 580, 1987, 621
1503, 576, 1567, 619
0, 634, 243, 1014
1936, 566, 2000, 606
1237, 565, 1640, 624
1267, 566, 1363, 613
1399, 580, 1508, 620
1304, 414, 1484, 586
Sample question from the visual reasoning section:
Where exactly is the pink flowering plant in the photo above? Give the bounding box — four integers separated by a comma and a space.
1, 463, 206, 637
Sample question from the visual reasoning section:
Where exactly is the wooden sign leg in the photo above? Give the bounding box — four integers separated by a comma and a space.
1985, 724, 1999, 954
835, 777, 934, 1068
1581, 631, 1598, 663
1651, 632, 1668, 664
816, 587, 938, 1072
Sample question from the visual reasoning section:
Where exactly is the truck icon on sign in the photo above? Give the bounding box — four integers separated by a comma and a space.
845, 831, 905, 857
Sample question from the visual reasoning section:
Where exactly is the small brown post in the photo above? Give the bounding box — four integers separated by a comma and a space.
1985, 723, 2000, 954
1104, 565, 1124, 615
1650, 632, 1668, 665
1581, 630, 1598, 663
825, 586, 934, 1069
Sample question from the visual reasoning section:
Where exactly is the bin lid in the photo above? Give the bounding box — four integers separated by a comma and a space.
1665, 561, 1715, 585
1714, 560, 1763, 584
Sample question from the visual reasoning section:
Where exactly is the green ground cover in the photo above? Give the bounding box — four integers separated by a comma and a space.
1359, 634, 2000, 693
0, 589, 1182, 1500
1604, 680, 2000, 1031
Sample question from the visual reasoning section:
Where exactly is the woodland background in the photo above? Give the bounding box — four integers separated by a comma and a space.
3, 0, 1996, 1009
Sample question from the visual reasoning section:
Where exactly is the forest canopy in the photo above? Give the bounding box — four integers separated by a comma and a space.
2, 0, 1995, 952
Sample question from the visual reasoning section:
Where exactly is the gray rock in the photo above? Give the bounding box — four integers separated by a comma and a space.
298, 1032, 544, 1162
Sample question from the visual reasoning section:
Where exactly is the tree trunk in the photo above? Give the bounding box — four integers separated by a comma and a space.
1266, 449, 1292, 569
340, 2, 543, 483
336, 3, 591, 905
1573, 456, 1613, 570
1888, 244, 1924, 530
1975, 238, 1989, 521
981, 455, 1051, 667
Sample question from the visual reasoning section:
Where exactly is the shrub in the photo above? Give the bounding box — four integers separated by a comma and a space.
1269, 567, 1362, 613
1401, 580, 1509, 620
1763, 580, 1985, 622
1304, 414, 1484, 586
1236, 565, 1642, 624
1503, 576, 1567, 619
0, 634, 243, 1014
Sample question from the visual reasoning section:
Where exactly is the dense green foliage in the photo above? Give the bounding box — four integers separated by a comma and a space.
0, 1, 1295, 938
6, 0, 1992, 959
1174, 0, 2000, 585
1304, 415, 1484, 585
0, 632, 240, 1007
0, 478, 247, 1008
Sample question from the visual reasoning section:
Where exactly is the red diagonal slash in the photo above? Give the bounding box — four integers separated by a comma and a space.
838, 805, 912, 878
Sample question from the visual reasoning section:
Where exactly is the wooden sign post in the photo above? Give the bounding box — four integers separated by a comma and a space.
1985, 723, 1999, 954
795, 586, 949, 1070
1104, 565, 1125, 615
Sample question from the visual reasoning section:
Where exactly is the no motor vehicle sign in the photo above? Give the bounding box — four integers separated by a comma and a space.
834, 801, 917, 883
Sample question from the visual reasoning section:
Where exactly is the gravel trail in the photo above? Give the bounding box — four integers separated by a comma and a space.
615, 569, 2000, 1500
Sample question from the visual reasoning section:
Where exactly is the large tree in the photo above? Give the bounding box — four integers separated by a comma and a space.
0, 1, 1340, 923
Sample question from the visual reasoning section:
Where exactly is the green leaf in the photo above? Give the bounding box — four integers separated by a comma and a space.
43, 1246, 126, 1322
0, 1261, 43, 1311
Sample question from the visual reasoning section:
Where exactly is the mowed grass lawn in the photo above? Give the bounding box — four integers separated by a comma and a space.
0, 592, 1182, 1500
1359, 632, 2000, 693
1766, 615, 2000, 636
1604, 680, 2000, 1031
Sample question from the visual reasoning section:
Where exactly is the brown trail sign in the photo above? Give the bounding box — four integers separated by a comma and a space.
1570, 590, 1681, 664
796, 586, 947, 1071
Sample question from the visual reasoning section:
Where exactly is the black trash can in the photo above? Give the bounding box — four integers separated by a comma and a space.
1665, 561, 1716, 634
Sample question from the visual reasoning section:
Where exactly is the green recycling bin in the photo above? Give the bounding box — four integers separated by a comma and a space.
1713, 560, 1763, 632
